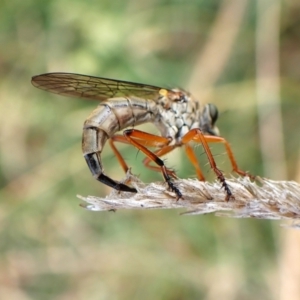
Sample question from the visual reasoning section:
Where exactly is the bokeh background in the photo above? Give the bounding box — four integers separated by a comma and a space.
1, 0, 300, 299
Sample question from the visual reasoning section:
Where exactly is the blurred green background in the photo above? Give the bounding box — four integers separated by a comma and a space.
1, 0, 300, 299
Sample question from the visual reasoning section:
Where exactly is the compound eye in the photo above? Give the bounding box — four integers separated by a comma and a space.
208, 103, 218, 125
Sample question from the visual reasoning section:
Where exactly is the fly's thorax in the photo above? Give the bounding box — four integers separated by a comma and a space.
83, 97, 158, 137
154, 95, 200, 143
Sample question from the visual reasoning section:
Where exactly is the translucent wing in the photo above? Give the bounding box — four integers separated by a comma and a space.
31, 72, 169, 101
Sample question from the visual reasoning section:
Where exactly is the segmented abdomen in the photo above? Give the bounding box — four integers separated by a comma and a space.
82, 97, 158, 155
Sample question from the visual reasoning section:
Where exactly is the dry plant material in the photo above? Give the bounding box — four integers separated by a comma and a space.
78, 172, 300, 227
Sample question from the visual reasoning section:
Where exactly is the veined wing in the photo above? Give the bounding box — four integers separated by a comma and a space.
31, 72, 170, 101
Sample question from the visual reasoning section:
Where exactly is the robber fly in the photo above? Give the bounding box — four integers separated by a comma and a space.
31, 73, 252, 200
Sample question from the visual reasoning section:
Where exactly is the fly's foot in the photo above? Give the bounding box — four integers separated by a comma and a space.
234, 169, 256, 181
215, 170, 234, 201
167, 180, 183, 200
164, 176, 182, 200
162, 166, 182, 199
222, 181, 235, 201
247, 173, 256, 181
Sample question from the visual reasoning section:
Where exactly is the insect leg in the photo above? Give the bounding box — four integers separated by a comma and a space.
198, 135, 255, 179
109, 134, 174, 175
109, 135, 131, 173
82, 127, 137, 193
181, 129, 233, 201
185, 144, 206, 181
143, 145, 178, 179
123, 129, 182, 199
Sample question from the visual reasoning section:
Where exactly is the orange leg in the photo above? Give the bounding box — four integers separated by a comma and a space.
182, 129, 234, 201
198, 135, 255, 179
109, 136, 131, 173
185, 144, 205, 181
143, 143, 206, 181
123, 129, 182, 199
143, 145, 178, 179
109, 131, 171, 173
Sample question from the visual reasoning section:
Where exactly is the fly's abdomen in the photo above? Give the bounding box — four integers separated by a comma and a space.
83, 97, 157, 139
81, 97, 157, 193
84, 103, 121, 137
82, 97, 157, 176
